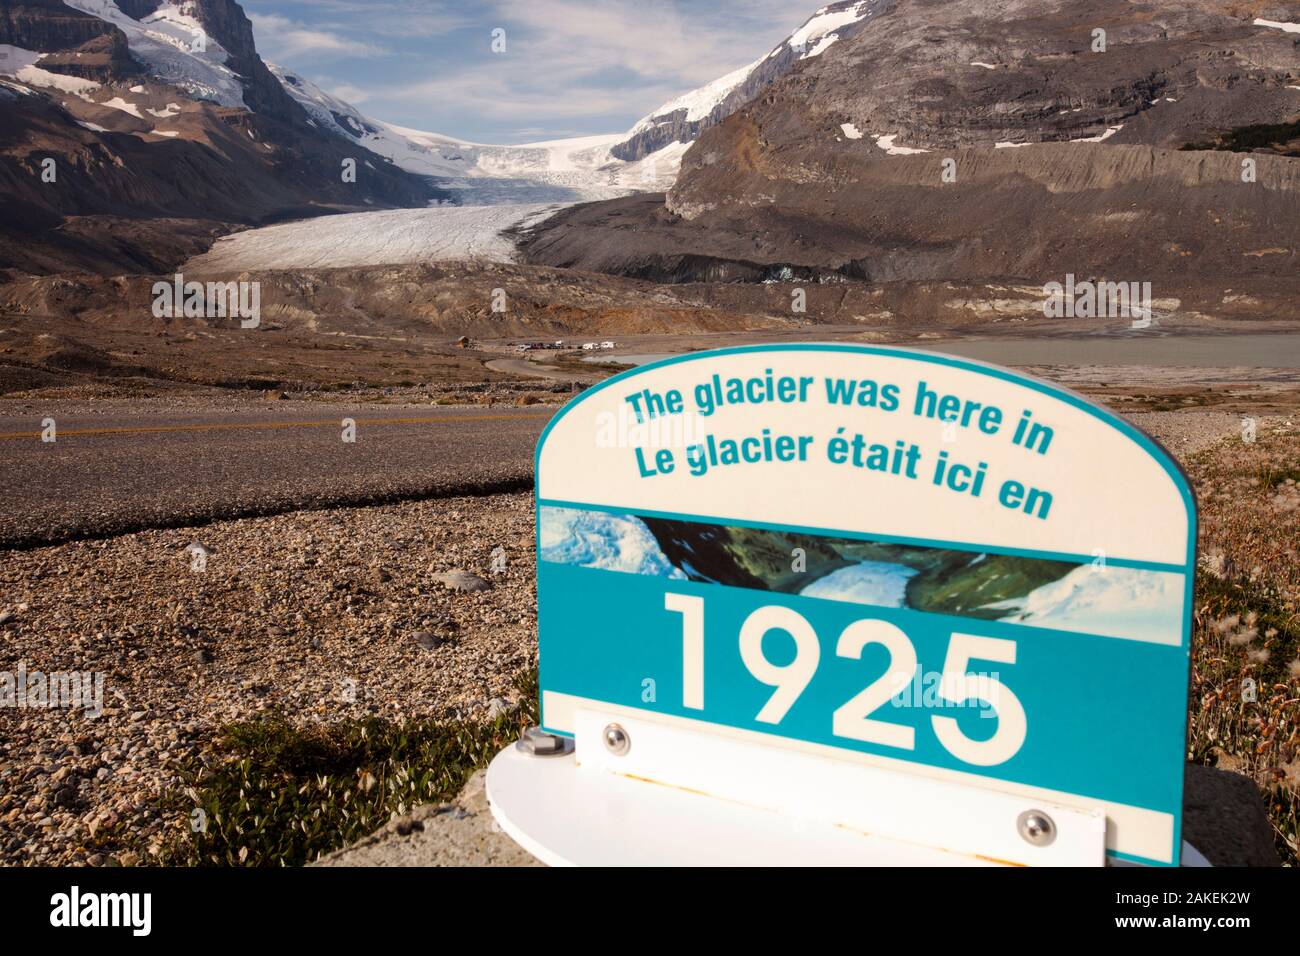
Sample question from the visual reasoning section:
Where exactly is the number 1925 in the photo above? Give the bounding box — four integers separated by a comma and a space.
665, 593, 1027, 767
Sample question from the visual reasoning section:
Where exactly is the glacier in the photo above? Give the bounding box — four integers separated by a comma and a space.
799, 561, 918, 607
981, 565, 1184, 645
539, 507, 686, 579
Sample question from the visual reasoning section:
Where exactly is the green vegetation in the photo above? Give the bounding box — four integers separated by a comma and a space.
1255, 463, 1300, 491
163, 669, 538, 867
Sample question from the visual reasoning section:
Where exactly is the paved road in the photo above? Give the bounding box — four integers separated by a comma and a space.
0, 404, 555, 548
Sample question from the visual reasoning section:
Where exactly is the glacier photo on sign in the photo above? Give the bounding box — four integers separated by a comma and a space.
539, 506, 1184, 644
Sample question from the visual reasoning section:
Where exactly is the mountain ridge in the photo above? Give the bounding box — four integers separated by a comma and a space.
0, 0, 447, 274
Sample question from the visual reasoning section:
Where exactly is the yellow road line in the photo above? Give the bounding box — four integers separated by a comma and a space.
0, 412, 552, 441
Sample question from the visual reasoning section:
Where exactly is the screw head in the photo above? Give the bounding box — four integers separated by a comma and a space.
603, 723, 630, 756
1017, 809, 1057, 847
515, 726, 569, 756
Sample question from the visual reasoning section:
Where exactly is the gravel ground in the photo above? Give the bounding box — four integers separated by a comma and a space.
1129, 410, 1268, 456
0, 492, 537, 866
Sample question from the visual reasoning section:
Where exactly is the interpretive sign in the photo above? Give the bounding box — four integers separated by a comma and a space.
531, 344, 1195, 866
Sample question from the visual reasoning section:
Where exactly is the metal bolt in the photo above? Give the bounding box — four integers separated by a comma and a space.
603, 723, 630, 756
1017, 809, 1057, 847
515, 726, 569, 756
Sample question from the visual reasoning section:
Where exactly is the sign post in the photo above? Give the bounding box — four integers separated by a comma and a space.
488, 344, 1200, 866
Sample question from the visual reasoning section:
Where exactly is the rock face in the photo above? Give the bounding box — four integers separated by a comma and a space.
0, 0, 446, 274
181, 0, 301, 122
719, 0, 1300, 156
524, 0, 1300, 315
0, 0, 117, 51
35, 31, 140, 82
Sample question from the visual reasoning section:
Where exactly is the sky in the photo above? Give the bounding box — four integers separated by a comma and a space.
241, 0, 809, 144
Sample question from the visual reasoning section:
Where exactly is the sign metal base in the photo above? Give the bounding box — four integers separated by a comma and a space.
487, 708, 1209, 867
488, 738, 999, 866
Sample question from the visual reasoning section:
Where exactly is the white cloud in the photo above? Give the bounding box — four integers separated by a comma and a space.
327, 81, 373, 104
346, 0, 793, 122
249, 13, 389, 60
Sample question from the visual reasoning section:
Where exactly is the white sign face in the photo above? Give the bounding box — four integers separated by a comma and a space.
535, 345, 1195, 866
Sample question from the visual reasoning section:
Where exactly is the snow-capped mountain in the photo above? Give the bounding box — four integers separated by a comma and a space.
0, 0, 442, 273
262, 2, 896, 201
61, 0, 247, 107
981, 566, 1184, 645
611, 0, 887, 160
270, 65, 682, 202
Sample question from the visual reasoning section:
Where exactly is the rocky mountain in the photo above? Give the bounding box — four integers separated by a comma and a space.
611, 0, 886, 161
0, 0, 446, 274
523, 0, 1300, 320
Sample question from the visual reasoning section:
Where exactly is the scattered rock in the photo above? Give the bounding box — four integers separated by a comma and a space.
487, 697, 509, 718
412, 630, 444, 651
1183, 763, 1280, 866
432, 570, 492, 593
193, 648, 214, 664
0, 611, 14, 626
395, 818, 423, 837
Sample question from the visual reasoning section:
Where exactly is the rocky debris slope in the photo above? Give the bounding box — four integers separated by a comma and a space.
0, 260, 794, 392
524, 0, 1300, 312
